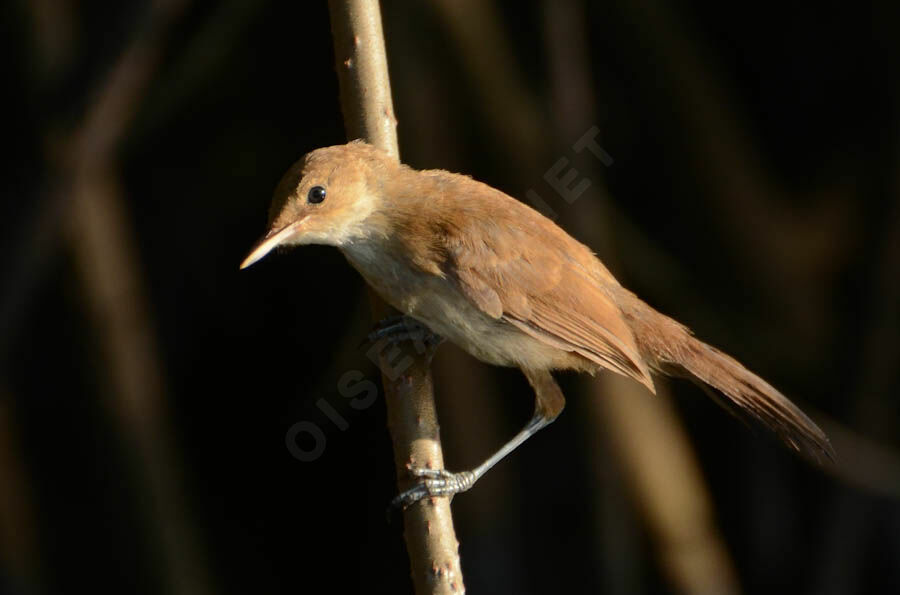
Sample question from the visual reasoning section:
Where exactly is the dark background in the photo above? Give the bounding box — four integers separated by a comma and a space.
2, 0, 899, 593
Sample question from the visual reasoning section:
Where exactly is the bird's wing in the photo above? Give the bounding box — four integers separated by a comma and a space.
440, 214, 655, 390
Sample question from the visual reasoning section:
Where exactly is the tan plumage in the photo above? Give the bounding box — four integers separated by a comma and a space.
375, 167, 654, 390
242, 141, 833, 497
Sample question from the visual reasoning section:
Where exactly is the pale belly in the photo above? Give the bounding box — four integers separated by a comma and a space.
343, 246, 583, 371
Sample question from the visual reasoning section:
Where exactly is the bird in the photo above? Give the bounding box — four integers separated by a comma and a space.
241, 140, 833, 506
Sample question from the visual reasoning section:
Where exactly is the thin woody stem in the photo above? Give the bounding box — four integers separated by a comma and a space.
327, 1, 466, 593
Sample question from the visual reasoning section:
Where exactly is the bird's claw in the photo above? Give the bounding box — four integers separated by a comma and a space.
365, 315, 444, 354
390, 467, 477, 510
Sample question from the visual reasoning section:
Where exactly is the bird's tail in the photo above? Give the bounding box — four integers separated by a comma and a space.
618, 290, 834, 462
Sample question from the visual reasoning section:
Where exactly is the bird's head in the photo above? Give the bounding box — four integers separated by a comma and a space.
240, 141, 394, 269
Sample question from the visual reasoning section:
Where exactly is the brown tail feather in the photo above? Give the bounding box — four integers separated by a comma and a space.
618, 291, 835, 462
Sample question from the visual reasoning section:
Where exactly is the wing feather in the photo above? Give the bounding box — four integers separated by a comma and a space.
441, 212, 654, 390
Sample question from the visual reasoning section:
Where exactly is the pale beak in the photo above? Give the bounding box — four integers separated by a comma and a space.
239, 217, 307, 269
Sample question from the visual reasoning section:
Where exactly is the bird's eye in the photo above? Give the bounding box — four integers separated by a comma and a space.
307, 186, 326, 204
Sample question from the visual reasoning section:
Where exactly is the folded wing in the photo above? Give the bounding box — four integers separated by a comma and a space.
438, 212, 654, 390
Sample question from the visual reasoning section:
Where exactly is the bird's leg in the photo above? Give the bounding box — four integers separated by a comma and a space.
367, 314, 444, 354
391, 415, 553, 509
392, 369, 565, 509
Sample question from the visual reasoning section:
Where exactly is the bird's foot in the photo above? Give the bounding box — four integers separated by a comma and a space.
366, 315, 444, 354
391, 467, 477, 510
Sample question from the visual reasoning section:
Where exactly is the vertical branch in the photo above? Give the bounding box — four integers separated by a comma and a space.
591, 378, 741, 594
430, 1, 738, 591
68, 172, 212, 595
326, 1, 465, 593
541, 2, 741, 594
328, 1, 398, 159
59, 2, 214, 594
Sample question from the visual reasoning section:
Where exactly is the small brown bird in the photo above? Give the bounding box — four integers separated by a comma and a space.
242, 141, 833, 504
